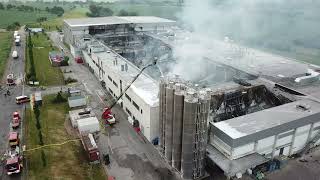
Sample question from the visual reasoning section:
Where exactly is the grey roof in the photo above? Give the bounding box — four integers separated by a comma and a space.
212, 98, 320, 147
64, 16, 175, 27
68, 95, 85, 100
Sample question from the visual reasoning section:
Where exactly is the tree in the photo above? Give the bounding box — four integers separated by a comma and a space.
87, 4, 113, 17
6, 4, 14, 10
118, 9, 129, 16
0, 3, 4, 10
129, 11, 138, 16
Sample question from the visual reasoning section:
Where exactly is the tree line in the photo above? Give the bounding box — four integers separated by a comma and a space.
0, 3, 64, 17
87, 4, 138, 17
0, 3, 41, 12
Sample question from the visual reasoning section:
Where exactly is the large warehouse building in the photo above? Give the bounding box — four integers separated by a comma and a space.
63, 16, 320, 179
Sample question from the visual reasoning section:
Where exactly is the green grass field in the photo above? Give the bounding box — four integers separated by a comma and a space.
29, 8, 89, 31
0, 32, 12, 79
0, 10, 56, 29
26, 33, 64, 86
25, 95, 106, 180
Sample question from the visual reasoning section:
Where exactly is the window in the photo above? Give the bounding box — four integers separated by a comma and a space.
113, 81, 118, 88
132, 101, 139, 110
126, 108, 132, 116
108, 75, 112, 82
108, 88, 114, 95
140, 109, 143, 114
125, 93, 131, 102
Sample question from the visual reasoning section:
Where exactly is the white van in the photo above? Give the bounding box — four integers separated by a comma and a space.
12, 51, 18, 59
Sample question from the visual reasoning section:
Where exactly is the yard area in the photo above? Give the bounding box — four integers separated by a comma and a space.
0, 10, 55, 29
24, 94, 106, 180
0, 32, 12, 79
25, 33, 64, 86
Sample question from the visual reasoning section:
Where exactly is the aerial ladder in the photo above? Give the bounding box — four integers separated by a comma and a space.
102, 59, 158, 125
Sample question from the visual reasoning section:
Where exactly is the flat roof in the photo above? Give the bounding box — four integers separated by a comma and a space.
85, 42, 159, 107
212, 98, 320, 147
64, 16, 175, 27
146, 30, 317, 81
68, 95, 85, 100
69, 108, 95, 121
77, 117, 99, 126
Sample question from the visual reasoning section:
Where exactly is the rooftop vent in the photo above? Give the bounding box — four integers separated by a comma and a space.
296, 104, 311, 111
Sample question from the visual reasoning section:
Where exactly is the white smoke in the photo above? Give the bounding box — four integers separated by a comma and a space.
169, 0, 320, 81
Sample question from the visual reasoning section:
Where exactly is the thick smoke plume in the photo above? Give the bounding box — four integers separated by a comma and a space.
171, 0, 320, 82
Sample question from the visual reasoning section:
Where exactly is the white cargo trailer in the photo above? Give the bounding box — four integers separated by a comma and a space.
69, 108, 95, 128
68, 95, 86, 108
77, 117, 100, 134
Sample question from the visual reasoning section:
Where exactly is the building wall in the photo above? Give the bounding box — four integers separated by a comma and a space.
63, 22, 88, 45
211, 121, 320, 160
82, 50, 159, 141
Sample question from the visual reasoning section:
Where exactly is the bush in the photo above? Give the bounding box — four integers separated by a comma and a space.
52, 92, 67, 103
60, 56, 69, 66
65, 77, 77, 84
6, 22, 20, 31
27, 33, 37, 82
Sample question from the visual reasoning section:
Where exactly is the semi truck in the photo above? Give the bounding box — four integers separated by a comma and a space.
4, 146, 22, 176
6, 74, 15, 86
9, 132, 19, 148
5, 156, 23, 175
12, 50, 18, 59
81, 133, 100, 163
12, 111, 21, 129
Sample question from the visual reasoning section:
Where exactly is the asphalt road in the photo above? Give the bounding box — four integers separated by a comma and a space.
0, 28, 25, 180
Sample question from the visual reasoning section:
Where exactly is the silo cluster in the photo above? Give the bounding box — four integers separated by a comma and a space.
159, 76, 210, 180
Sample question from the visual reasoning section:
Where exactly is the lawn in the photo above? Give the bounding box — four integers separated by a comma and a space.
0, 32, 12, 79
0, 10, 56, 29
25, 94, 106, 180
25, 33, 64, 86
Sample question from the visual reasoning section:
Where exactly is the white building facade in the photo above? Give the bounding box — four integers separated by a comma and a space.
82, 42, 159, 141
210, 99, 320, 160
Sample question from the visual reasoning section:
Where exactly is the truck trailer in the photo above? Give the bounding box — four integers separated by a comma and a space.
81, 133, 100, 163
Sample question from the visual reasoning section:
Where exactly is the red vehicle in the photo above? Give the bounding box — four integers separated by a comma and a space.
81, 133, 100, 163
15, 95, 30, 104
102, 108, 116, 125
9, 132, 19, 147
75, 57, 84, 64
5, 156, 23, 175
12, 111, 21, 129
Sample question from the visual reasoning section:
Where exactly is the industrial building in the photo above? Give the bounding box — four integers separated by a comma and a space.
63, 16, 320, 179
